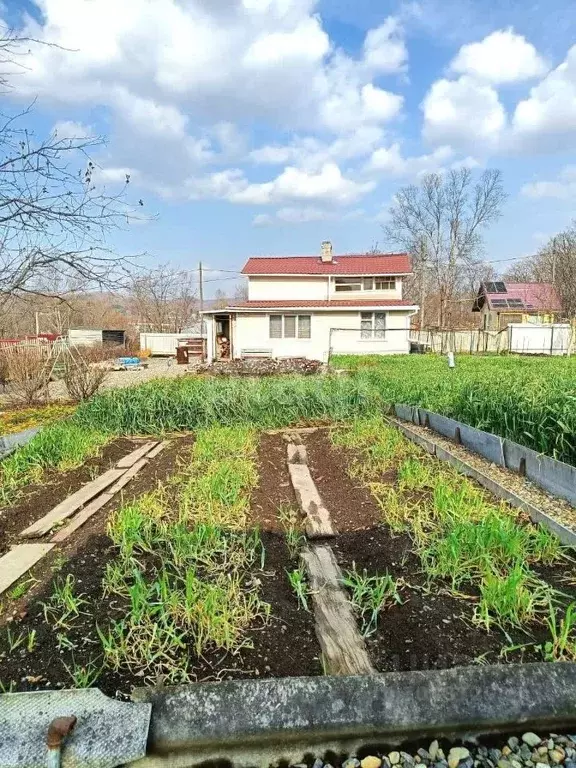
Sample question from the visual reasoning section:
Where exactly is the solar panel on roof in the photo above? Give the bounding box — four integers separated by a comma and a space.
507, 298, 524, 308
484, 281, 497, 292
492, 299, 508, 307
495, 281, 507, 293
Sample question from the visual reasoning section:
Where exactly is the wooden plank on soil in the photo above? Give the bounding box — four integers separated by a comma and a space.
288, 462, 336, 538
287, 443, 308, 465
145, 440, 169, 459
0, 544, 55, 595
302, 544, 374, 676
50, 457, 151, 543
20, 467, 127, 539
116, 441, 159, 468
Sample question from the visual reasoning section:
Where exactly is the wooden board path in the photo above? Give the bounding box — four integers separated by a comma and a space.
50, 443, 168, 543
0, 544, 55, 595
302, 544, 374, 676
20, 441, 159, 540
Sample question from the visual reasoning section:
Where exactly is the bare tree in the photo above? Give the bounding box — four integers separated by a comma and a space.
232, 281, 248, 302
384, 168, 506, 328
0, 30, 141, 305
212, 288, 229, 309
129, 266, 198, 332
504, 223, 576, 319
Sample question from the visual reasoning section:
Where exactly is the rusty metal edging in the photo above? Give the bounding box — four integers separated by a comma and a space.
388, 416, 576, 548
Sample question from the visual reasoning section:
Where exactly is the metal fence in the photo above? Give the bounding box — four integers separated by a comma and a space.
411, 324, 575, 355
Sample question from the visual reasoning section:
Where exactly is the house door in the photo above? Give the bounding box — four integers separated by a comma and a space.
214, 314, 232, 360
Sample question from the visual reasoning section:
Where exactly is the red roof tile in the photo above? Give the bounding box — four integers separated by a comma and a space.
242, 253, 411, 275
226, 299, 416, 309
483, 282, 562, 312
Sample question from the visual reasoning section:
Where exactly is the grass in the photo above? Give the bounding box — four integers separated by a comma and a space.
333, 416, 566, 638
333, 355, 576, 465
0, 403, 75, 435
341, 566, 402, 636
42, 574, 88, 630
98, 424, 270, 684
3, 354, 576, 506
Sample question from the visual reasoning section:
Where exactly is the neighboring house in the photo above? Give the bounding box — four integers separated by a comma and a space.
202, 242, 419, 362
472, 281, 562, 331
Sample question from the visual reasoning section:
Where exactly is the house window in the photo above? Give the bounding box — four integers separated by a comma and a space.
375, 277, 395, 290
335, 276, 396, 291
360, 312, 386, 339
269, 315, 312, 339
335, 277, 362, 292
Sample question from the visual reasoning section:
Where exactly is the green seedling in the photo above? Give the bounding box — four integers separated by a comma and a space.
8, 577, 37, 600
287, 567, 310, 611
63, 658, 103, 688
6, 627, 26, 653
278, 504, 306, 559
541, 602, 576, 661
342, 567, 402, 636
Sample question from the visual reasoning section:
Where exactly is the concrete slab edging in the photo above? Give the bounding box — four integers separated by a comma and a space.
131, 664, 576, 767
394, 405, 576, 509
0, 426, 41, 459
389, 417, 576, 548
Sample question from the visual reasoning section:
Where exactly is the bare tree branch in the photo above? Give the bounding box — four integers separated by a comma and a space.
384, 168, 506, 328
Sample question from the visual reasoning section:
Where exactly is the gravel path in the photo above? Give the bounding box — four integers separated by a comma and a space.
404, 420, 576, 533
304, 733, 576, 768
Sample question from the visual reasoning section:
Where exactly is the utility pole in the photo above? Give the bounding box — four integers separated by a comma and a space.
35, 311, 40, 336
198, 261, 204, 315
198, 261, 205, 362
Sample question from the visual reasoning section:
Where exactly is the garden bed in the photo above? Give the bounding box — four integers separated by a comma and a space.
194, 357, 323, 377
1, 416, 576, 697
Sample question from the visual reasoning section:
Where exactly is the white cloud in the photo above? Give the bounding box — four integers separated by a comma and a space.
512, 46, 576, 147
450, 28, 547, 84
253, 205, 364, 225
10, 0, 404, 208
422, 75, 506, 149
366, 143, 454, 177
53, 120, 94, 139
250, 126, 384, 170
521, 165, 576, 199
230, 162, 374, 205
362, 17, 407, 74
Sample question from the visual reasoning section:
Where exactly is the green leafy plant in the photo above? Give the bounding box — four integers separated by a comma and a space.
341, 567, 402, 636
287, 567, 310, 611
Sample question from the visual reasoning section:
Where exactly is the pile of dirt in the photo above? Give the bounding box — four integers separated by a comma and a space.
195, 358, 323, 376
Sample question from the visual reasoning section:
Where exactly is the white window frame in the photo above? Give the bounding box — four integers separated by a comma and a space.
360, 311, 387, 340
334, 276, 396, 292
269, 314, 312, 340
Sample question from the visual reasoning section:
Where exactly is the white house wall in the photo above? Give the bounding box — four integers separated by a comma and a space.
233, 310, 413, 362
248, 277, 328, 301
248, 276, 404, 302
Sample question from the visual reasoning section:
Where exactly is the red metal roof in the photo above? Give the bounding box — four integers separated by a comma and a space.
227, 299, 416, 309
242, 253, 411, 276
479, 282, 562, 312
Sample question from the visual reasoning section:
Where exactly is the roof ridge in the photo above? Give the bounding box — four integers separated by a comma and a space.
246, 252, 407, 259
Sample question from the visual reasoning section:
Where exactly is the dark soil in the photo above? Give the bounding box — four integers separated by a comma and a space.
0, 529, 320, 696
192, 532, 321, 683
0, 438, 139, 556
0, 436, 196, 625
0, 433, 320, 696
304, 429, 383, 532
250, 432, 297, 531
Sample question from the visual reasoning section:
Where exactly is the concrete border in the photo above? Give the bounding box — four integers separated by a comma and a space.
390, 418, 576, 548
394, 405, 575, 507
0, 426, 41, 459
132, 664, 576, 767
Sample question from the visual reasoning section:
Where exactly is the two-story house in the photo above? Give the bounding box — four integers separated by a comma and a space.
203, 242, 419, 362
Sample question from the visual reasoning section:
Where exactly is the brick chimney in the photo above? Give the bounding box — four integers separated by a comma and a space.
320, 240, 333, 263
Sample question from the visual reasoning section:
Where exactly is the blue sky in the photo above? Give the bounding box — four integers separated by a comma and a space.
4, 0, 576, 295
